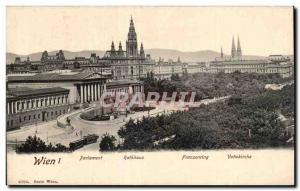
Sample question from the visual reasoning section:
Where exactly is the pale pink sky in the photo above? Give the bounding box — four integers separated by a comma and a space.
6, 6, 294, 56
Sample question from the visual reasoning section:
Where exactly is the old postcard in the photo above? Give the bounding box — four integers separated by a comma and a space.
6, 6, 294, 186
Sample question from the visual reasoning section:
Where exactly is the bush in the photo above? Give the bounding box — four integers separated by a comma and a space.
99, 133, 117, 151
16, 135, 69, 153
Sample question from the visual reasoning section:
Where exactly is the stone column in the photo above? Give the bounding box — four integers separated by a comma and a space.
80, 85, 84, 103
24, 100, 27, 110
29, 100, 32, 109
7, 102, 10, 115
89, 84, 92, 101
83, 84, 86, 103
94, 84, 96, 101
94, 84, 97, 101
86, 84, 90, 102
95, 84, 98, 101
15, 101, 18, 113
11, 102, 14, 114
98, 83, 101, 100
91, 84, 94, 101
104, 83, 107, 93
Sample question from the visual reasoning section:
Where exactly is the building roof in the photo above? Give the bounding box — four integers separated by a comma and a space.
106, 80, 142, 88
7, 71, 109, 83
7, 87, 69, 100
211, 59, 271, 65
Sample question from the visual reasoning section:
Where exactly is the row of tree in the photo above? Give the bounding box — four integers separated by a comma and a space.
16, 135, 68, 153
142, 71, 292, 101
114, 84, 294, 150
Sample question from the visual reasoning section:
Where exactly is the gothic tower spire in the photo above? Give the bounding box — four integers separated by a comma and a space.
111, 41, 115, 51
119, 41, 123, 51
221, 47, 224, 58
231, 36, 237, 59
237, 36, 242, 59
140, 43, 145, 58
126, 16, 138, 57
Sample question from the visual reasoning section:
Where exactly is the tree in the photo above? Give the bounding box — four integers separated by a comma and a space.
16, 135, 48, 153
99, 133, 117, 151
171, 73, 180, 81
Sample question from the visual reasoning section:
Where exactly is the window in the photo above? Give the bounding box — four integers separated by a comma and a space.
11, 120, 13, 126
55, 111, 58, 115
24, 116, 26, 121
38, 114, 40, 119
29, 115, 31, 120
33, 115, 36, 119
51, 111, 53, 116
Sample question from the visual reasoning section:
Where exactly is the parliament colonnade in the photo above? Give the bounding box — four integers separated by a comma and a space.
77, 82, 106, 103
7, 94, 69, 115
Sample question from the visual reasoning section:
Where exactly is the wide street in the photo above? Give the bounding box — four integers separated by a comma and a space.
6, 101, 187, 152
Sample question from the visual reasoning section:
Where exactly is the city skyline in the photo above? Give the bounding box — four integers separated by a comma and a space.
7, 7, 293, 56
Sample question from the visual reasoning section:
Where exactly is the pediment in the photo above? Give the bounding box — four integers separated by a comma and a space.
85, 73, 103, 79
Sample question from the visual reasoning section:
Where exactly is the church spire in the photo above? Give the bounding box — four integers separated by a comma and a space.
231, 36, 236, 58
221, 47, 224, 58
237, 36, 242, 59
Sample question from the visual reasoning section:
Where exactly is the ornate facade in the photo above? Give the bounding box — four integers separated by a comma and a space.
102, 17, 154, 80
6, 87, 70, 130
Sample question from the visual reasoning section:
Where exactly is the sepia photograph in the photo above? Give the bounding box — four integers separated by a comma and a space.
5, 6, 295, 186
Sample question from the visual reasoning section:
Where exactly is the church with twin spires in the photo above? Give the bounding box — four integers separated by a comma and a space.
219, 36, 243, 61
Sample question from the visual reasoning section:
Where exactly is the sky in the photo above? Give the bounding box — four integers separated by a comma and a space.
6, 6, 294, 56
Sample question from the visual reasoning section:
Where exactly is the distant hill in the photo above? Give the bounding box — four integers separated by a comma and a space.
6, 49, 266, 64
146, 49, 267, 62
6, 50, 106, 64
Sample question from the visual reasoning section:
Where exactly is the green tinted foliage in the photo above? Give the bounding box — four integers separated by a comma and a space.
118, 85, 293, 150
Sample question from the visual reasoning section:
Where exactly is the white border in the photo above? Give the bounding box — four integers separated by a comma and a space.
0, 0, 297, 191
